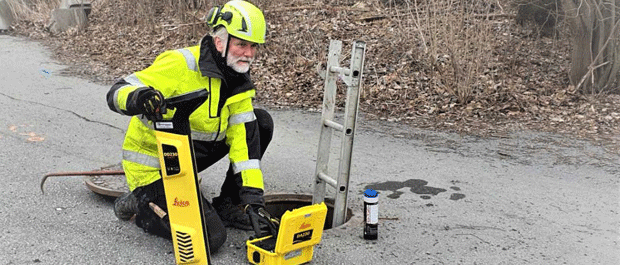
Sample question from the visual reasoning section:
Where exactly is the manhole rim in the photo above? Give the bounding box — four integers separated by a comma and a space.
263, 192, 357, 230
83, 176, 126, 198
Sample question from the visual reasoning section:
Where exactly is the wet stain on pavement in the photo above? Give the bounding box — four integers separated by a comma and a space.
364, 179, 465, 200
449, 193, 466, 200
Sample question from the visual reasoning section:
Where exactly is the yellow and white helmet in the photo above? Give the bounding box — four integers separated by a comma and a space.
206, 0, 266, 44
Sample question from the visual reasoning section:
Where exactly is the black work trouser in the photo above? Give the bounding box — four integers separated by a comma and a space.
194, 108, 273, 204
132, 109, 273, 252
133, 179, 227, 251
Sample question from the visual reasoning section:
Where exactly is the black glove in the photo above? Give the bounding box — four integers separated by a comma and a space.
128, 87, 166, 121
240, 187, 280, 237
245, 204, 279, 238
239, 186, 265, 208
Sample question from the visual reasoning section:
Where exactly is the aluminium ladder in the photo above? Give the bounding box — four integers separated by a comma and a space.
312, 40, 366, 227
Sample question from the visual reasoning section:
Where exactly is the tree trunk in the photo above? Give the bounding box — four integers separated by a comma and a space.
562, 0, 620, 93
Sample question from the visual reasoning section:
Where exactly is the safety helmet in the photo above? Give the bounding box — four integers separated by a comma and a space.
206, 1, 266, 44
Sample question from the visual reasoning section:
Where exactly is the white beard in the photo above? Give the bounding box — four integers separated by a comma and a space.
227, 53, 254, 73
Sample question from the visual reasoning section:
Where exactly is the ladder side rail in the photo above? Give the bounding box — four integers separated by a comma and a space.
332, 41, 366, 227
312, 40, 343, 205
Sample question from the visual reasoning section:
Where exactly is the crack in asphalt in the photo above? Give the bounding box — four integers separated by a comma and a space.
0, 92, 125, 132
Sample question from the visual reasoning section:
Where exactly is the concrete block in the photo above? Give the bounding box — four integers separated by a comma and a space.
48, 8, 88, 34
0, 0, 15, 30
60, 0, 91, 17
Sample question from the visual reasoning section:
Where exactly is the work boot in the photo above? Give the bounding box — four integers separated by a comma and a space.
212, 196, 252, 231
114, 192, 138, 221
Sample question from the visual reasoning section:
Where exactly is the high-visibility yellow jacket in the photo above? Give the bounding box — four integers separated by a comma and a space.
107, 36, 263, 192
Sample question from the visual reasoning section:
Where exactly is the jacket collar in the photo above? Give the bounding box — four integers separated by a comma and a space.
198, 35, 254, 94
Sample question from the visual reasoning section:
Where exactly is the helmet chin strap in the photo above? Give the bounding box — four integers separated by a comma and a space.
222, 34, 231, 61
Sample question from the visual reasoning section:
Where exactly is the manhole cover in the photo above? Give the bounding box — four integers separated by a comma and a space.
81, 164, 127, 198
84, 174, 128, 198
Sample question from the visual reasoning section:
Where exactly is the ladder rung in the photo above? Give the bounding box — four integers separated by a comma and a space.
317, 172, 337, 188
329, 66, 351, 75
324, 119, 344, 131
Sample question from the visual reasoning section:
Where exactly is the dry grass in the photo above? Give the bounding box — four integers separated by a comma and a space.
6, 0, 60, 21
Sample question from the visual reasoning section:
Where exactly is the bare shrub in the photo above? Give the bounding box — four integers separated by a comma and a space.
407, 0, 499, 105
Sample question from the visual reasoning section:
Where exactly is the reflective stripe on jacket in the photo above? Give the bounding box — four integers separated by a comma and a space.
107, 37, 263, 191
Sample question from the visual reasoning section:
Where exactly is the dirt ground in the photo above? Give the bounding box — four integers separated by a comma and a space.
5, 1, 619, 157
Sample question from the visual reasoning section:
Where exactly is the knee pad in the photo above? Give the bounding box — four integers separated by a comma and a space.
254, 109, 273, 137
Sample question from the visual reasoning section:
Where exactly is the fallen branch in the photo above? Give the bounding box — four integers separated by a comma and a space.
359, 14, 388, 22
264, 5, 318, 12
359, 12, 515, 22
265, 5, 369, 13
158, 21, 204, 31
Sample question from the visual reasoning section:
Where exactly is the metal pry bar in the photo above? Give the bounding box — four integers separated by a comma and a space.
40, 170, 125, 195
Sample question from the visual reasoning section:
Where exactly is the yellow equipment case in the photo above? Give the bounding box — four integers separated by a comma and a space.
246, 202, 328, 265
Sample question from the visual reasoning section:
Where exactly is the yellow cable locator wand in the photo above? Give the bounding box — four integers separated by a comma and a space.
154, 89, 211, 265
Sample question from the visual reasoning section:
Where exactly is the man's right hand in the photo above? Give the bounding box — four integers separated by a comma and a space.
129, 87, 166, 120
245, 204, 279, 238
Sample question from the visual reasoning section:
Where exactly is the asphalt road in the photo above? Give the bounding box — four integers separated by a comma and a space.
1, 35, 618, 264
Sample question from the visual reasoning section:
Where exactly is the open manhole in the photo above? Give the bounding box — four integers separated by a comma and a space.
263, 193, 353, 230
83, 175, 352, 229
